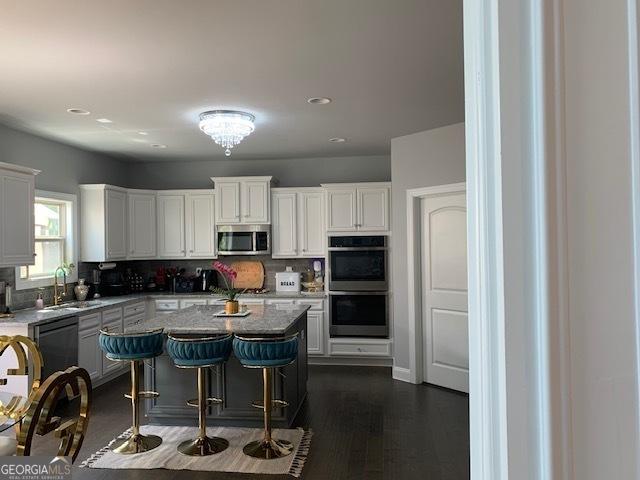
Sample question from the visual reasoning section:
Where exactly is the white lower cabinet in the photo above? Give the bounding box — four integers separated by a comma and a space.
305, 311, 324, 355
78, 312, 102, 381
101, 308, 123, 376
180, 299, 208, 309
328, 339, 392, 357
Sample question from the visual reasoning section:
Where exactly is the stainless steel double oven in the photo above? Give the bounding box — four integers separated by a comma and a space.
328, 235, 389, 337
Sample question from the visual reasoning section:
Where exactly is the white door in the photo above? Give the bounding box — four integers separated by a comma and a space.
306, 311, 324, 355
186, 193, 216, 258
128, 192, 156, 259
358, 187, 389, 232
272, 192, 298, 258
421, 192, 468, 393
215, 182, 241, 224
157, 194, 186, 258
105, 188, 127, 260
299, 190, 325, 257
326, 188, 357, 231
242, 180, 270, 223
0, 172, 35, 266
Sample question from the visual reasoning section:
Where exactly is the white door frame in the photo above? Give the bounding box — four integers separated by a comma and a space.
463, 0, 573, 478
405, 182, 466, 386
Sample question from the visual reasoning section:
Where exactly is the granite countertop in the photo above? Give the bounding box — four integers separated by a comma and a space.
0, 291, 325, 328
127, 304, 311, 335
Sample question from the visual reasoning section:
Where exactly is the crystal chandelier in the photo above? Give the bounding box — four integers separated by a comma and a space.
198, 110, 255, 156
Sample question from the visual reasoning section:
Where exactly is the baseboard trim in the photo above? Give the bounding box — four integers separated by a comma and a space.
392, 366, 413, 383
309, 356, 393, 367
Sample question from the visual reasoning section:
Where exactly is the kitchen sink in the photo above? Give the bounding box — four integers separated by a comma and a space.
40, 300, 102, 312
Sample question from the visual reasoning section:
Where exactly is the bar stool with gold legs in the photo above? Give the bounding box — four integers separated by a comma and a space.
98, 328, 164, 454
166, 333, 233, 456
232, 333, 299, 460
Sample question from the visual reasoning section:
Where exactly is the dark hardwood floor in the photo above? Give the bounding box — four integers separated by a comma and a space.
37, 365, 469, 479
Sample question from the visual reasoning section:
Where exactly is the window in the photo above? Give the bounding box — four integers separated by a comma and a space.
16, 191, 77, 289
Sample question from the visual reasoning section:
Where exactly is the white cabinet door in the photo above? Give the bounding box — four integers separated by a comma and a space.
358, 187, 389, 232
0, 171, 35, 266
157, 194, 186, 258
299, 190, 325, 257
326, 188, 357, 231
306, 311, 324, 355
78, 313, 102, 381
272, 192, 298, 258
186, 193, 216, 258
105, 188, 127, 260
128, 192, 156, 259
216, 182, 241, 224
242, 180, 270, 224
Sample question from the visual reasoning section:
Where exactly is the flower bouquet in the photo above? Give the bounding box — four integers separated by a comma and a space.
210, 261, 245, 314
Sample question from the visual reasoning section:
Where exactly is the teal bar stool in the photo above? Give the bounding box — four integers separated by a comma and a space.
98, 328, 164, 454
166, 333, 233, 456
233, 333, 299, 460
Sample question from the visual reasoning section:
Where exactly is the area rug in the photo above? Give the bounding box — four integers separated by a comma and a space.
80, 425, 312, 477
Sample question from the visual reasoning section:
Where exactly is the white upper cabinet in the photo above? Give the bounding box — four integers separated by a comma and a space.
186, 192, 216, 258
0, 163, 39, 267
80, 185, 128, 262
325, 188, 358, 231
212, 176, 272, 225
272, 191, 298, 258
215, 181, 241, 224
357, 186, 390, 231
298, 189, 325, 257
271, 188, 325, 258
157, 193, 186, 258
323, 183, 390, 233
128, 191, 156, 259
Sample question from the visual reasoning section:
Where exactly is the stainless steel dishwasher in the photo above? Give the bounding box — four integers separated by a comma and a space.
34, 315, 79, 380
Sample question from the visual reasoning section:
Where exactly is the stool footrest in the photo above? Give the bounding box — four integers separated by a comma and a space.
124, 391, 159, 400
251, 399, 289, 410
186, 397, 223, 408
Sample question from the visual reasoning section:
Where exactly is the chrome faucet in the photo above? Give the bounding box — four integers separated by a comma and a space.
53, 266, 67, 306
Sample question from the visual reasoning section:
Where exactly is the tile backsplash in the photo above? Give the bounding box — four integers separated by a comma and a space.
0, 257, 324, 310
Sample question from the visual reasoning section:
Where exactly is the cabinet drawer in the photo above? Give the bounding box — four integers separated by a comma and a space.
102, 307, 123, 322
78, 312, 101, 331
295, 299, 324, 311
237, 298, 265, 305
124, 312, 145, 328
155, 299, 180, 311
124, 301, 146, 318
180, 299, 208, 309
329, 340, 391, 357
265, 299, 296, 305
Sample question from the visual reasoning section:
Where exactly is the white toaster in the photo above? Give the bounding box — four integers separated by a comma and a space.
275, 271, 301, 293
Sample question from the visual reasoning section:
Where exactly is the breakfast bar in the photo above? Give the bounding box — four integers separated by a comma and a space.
127, 303, 309, 428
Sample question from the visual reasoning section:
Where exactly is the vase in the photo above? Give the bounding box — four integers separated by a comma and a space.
225, 300, 239, 315
74, 279, 89, 301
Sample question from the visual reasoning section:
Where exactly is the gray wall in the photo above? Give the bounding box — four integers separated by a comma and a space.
125, 155, 390, 189
0, 124, 129, 195
390, 123, 465, 370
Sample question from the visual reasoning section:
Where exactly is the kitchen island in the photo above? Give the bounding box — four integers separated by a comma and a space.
127, 303, 309, 428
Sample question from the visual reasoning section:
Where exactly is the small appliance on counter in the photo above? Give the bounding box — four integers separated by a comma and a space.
276, 267, 301, 293
98, 271, 127, 296
175, 276, 196, 293
195, 269, 219, 292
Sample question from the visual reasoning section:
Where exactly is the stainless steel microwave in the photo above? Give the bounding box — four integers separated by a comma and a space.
216, 225, 271, 256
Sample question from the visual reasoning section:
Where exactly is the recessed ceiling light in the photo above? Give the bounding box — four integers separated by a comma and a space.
96, 118, 113, 123
329, 137, 346, 143
307, 97, 332, 105
137, 131, 148, 136
66, 108, 90, 115
150, 143, 167, 148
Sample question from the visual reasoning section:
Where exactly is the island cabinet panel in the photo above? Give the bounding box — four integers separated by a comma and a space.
143, 312, 308, 428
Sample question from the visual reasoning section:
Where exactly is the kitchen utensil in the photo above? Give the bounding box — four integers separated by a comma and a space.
230, 261, 265, 289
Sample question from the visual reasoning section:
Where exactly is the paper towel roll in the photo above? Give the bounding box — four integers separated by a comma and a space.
98, 262, 116, 270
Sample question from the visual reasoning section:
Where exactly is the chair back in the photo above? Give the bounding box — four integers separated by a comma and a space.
0, 335, 44, 407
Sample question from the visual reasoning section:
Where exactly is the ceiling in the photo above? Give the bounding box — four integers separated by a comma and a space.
0, 0, 464, 162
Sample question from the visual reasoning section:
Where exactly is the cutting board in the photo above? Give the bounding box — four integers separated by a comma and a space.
230, 261, 265, 289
